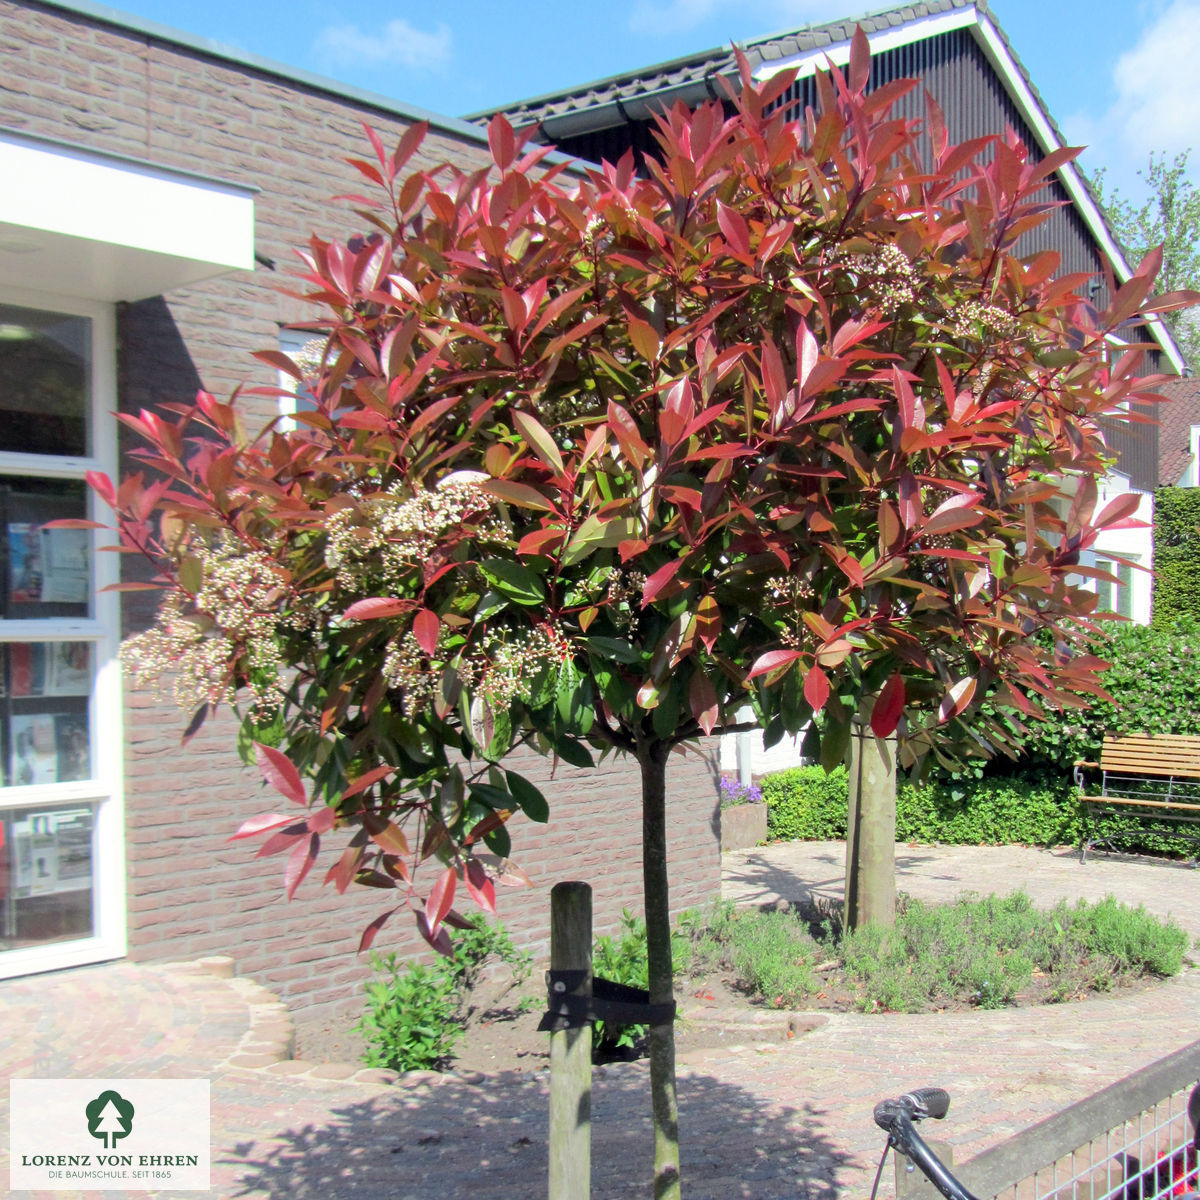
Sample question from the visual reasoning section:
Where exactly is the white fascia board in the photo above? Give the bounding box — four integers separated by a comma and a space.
0, 133, 254, 301
970, 15, 1186, 374
752, 8, 979, 81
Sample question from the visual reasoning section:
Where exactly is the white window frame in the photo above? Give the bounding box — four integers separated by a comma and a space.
0, 282, 126, 979
277, 326, 324, 430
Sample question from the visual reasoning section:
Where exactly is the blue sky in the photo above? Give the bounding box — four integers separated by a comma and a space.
84, 0, 1200, 198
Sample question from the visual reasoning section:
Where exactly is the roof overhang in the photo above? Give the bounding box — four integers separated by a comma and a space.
0, 130, 256, 302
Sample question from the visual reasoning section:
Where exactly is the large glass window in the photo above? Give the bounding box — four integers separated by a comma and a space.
0, 303, 92, 458
0, 290, 120, 977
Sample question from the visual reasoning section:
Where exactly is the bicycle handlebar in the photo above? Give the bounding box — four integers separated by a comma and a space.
873, 1088, 981, 1200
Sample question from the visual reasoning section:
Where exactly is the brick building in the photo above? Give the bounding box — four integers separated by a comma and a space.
0, 0, 722, 1015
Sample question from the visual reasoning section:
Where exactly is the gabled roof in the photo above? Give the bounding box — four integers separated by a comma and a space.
469, 0, 982, 132
1154, 377, 1200, 485
472, 0, 1187, 376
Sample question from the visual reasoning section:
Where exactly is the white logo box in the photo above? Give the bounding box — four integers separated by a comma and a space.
10, 1079, 210, 1191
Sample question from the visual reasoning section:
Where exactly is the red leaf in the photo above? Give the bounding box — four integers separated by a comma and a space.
324, 844, 362, 894
416, 910, 454, 957
341, 764, 394, 800
642, 558, 684, 605
747, 649, 804, 681
413, 609, 440, 657
803, 666, 831, 713
688, 669, 719, 735
254, 743, 307, 807
871, 674, 906, 737
358, 908, 398, 954
86, 469, 117, 508
465, 859, 496, 915
256, 827, 306, 858
425, 866, 457, 935
284, 833, 318, 901
938, 677, 978, 724
716, 201, 752, 256
849, 24, 871, 95
343, 597, 411, 621
488, 113, 515, 170
307, 806, 337, 834
1094, 492, 1143, 529
228, 812, 298, 841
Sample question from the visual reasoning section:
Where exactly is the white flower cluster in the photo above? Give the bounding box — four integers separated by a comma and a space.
951, 301, 1020, 341
289, 336, 327, 381
845, 243, 918, 314
382, 619, 572, 719
121, 589, 237, 713
325, 479, 503, 591
122, 540, 294, 716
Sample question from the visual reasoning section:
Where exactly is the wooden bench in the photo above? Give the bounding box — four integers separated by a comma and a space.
1074, 734, 1200, 864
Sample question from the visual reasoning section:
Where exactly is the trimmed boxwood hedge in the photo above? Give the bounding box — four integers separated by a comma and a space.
762, 766, 1080, 846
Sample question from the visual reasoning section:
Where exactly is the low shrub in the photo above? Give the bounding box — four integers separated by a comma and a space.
676, 892, 1186, 1013
356, 915, 532, 1072
591, 910, 693, 1057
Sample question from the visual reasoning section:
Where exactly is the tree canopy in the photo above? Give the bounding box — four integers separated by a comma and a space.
97, 35, 1192, 1197
1092, 150, 1200, 366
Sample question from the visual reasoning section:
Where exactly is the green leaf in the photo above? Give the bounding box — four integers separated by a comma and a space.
478, 560, 546, 605
583, 636, 642, 664
483, 822, 511, 858
552, 737, 594, 770
506, 771, 549, 822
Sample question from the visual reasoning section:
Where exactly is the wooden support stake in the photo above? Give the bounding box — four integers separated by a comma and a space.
548, 881, 592, 1200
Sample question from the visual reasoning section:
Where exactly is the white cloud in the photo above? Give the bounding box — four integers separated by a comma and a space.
628, 0, 847, 37
316, 18, 452, 71
1069, 1, 1200, 193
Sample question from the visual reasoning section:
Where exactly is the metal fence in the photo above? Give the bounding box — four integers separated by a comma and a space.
954, 1040, 1200, 1200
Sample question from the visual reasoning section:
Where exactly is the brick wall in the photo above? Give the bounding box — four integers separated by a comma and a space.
0, 1, 723, 1016
127, 686, 721, 1016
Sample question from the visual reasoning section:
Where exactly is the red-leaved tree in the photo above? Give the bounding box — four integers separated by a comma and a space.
100, 35, 1192, 1198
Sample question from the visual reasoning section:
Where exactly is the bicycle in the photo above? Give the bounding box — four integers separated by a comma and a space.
869, 1086, 1200, 1200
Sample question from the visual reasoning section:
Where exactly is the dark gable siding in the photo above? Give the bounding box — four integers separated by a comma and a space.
542, 27, 1162, 489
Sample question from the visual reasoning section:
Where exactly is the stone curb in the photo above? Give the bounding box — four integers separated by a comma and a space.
177, 955, 492, 1090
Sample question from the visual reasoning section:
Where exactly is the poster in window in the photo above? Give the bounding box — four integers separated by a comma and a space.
8, 523, 40, 604
10, 714, 57, 786
7, 523, 89, 606
46, 642, 90, 696
8, 713, 89, 785
37, 526, 89, 604
8, 643, 47, 696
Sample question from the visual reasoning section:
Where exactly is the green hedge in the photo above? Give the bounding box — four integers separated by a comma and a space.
762, 763, 1193, 854
1153, 488, 1200, 627
762, 766, 1080, 846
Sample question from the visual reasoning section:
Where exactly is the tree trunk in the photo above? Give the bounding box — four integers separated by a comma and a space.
639, 740, 681, 1200
844, 709, 897, 931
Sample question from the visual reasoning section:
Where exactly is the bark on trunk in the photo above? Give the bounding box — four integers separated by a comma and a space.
844, 710, 898, 931
640, 740, 681, 1200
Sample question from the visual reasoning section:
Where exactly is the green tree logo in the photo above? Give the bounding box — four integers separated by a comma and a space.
85, 1089, 134, 1149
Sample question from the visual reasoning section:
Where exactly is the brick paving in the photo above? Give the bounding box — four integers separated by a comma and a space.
2, 843, 1198, 1199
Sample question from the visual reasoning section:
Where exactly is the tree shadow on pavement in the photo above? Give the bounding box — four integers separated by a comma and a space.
220, 1061, 858, 1200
